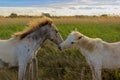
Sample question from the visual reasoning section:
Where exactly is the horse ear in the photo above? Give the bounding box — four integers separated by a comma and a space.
74, 28, 77, 31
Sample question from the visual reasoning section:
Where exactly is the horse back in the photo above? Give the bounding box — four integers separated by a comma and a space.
101, 41, 120, 68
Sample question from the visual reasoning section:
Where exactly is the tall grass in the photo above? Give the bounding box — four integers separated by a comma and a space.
0, 17, 120, 80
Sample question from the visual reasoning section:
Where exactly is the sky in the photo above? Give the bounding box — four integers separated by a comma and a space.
0, 0, 120, 16
0, 0, 73, 7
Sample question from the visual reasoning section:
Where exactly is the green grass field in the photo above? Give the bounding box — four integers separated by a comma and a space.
0, 17, 120, 80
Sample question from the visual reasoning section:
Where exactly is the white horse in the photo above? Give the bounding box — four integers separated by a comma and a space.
58, 29, 120, 80
0, 17, 63, 80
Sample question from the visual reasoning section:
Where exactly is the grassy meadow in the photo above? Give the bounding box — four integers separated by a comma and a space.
0, 17, 120, 80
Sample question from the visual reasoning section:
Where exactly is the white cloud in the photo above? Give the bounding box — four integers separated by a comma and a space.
0, 5, 120, 16
63, 0, 120, 5
0, 0, 120, 16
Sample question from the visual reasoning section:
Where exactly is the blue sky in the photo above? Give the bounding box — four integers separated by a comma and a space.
0, 0, 120, 7
0, 0, 72, 7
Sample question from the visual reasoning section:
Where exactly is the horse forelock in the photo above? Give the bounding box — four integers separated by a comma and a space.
12, 17, 53, 40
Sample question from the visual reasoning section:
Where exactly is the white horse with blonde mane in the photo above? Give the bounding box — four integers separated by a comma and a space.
0, 17, 63, 80
58, 29, 120, 80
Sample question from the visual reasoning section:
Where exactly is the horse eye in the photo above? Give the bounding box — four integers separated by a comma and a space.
78, 36, 82, 39
55, 30, 59, 33
71, 42, 74, 44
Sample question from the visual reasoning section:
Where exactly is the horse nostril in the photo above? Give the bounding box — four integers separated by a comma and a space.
51, 39, 54, 41
58, 46, 62, 50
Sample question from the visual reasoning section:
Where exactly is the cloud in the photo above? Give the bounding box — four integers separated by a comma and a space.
0, 0, 120, 16
0, 5, 120, 16
50, 0, 120, 7
69, 7, 77, 10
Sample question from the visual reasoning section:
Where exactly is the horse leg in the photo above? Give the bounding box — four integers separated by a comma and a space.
90, 65, 101, 80
94, 67, 101, 80
18, 63, 27, 80
25, 62, 31, 80
0, 59, 4, 68
90, 65, 96, 80
32, 57, 38, 80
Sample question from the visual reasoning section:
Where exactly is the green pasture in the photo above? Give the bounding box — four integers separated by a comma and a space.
0, 17, 120, 80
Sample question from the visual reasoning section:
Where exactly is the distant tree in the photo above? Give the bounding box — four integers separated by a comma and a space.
41, 13, 51, 17
9, 13, 18, 18
74, 15, 89, 18
100, 14, 108, 17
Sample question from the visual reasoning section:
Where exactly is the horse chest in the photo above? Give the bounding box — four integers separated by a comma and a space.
0, 42, 18, 67
80, 49, 102, 66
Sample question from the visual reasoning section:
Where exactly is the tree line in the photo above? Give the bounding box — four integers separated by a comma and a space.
0, 13, 119, 18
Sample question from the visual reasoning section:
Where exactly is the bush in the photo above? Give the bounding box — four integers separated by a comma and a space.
9, 13, 18, 18
41, 13, 51, 17
100, 14, 108, 17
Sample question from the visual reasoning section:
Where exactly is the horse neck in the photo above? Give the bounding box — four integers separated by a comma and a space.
78, 36, 97, 52
24, 28, 49, 51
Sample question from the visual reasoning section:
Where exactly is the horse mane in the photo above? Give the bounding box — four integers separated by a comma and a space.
12, 17, 53, 40
79, 37, 102, 52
